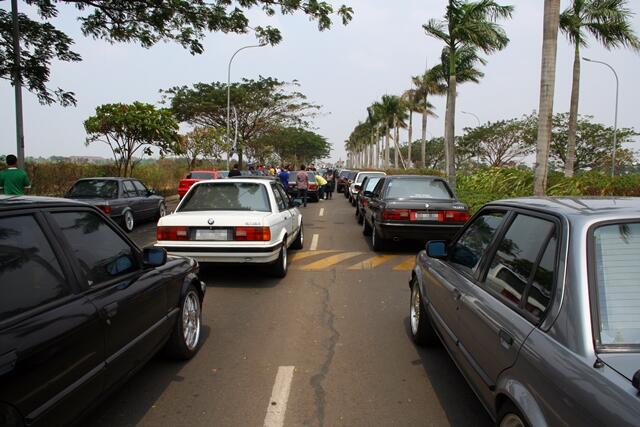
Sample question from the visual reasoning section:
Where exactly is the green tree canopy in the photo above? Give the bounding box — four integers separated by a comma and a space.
84, 102, 179, 176
172, 127, 229, 169
462, 117, 536, 167
1, 1, 353, 105
255, 127, 330, 165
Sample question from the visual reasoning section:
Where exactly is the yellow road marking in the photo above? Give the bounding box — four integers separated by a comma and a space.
299, 252, 363, 270
347, 255, 397, 270
290, 250, 336, 263
393, 256, 416, 271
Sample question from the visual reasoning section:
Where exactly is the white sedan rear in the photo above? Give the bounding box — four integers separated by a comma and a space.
156, 178, 303, 277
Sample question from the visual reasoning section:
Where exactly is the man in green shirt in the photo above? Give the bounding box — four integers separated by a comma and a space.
0, 155, 31, 196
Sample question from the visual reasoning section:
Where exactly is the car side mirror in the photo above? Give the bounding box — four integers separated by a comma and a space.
147, 189, 157, 196
426, 241, 448, 259
143, 247, 167, 267
354, 184, 362, 191
290, 199, 302, 208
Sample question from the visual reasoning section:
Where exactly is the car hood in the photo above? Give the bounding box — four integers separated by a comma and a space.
159, 210, 272, 227
599, 353, 640, 383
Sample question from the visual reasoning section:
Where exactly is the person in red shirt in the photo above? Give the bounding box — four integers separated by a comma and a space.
296, 164, 309, 207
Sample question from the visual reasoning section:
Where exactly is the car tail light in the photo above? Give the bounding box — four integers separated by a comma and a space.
309, 183, 318, 190
97, 205, 112, 214
157, 226, 189, 241
438, 210, 471, 223
382, 209, 411, 221
234, 227, 271, 241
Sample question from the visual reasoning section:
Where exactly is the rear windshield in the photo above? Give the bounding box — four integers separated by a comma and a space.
339, 171, 351, 178
187, 172, 214, 179
347, 171, 358, 179
593, 222, 640, 347
179, 182, 271, 212
356, 172, 384, 183
67, 180, 118, 199
385, 178, 452, 200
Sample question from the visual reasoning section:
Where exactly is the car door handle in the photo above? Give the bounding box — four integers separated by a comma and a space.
452, 289, 462, 301
101, 302, 119, 320
499, 329, 514, 348
0, 350, 17, 375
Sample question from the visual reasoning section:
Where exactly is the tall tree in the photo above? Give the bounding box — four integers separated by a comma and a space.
560, 0, 640, 177
412, 67, 445, 168
424, 0, 513, 190
84, 102, 179, 176
534, 0, 562, 196
1, 1, 353, 106
173, 127, 228, 169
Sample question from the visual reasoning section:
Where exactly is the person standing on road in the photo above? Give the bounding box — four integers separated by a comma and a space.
315, 173, 327, 200
0, 154, 31, 196
325, 169, 335, 199
296, 165, 309, 207
278, 164, 290, 188
228, 163, 242, 177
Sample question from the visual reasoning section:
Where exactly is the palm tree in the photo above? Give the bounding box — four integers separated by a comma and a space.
534, 0, 562, 196
376, 95, 401, 169
424, 0, 513, 190
412, 67, 444, 168
560, 0, 640, 177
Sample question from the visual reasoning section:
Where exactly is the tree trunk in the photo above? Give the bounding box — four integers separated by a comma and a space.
534, 0, 561, 196
394, 116, 399, 168
444, 75, 457, 190
408, 110, 413, 168
376, 128, 380, 169
565, 44, 581, 177
384, 124, 390, 169
421, 96, 428, 168
238, 148, 244, 169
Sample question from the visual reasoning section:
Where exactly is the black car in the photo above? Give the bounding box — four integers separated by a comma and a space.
65, 177, 166, 232
361, 175, 470, 251
0, 196, 205, 427
355, 176, 383, 224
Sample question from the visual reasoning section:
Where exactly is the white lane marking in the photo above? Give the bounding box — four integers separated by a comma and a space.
263, 366, 295, 427
310, 234, 319, 251
319, 208, 325, 217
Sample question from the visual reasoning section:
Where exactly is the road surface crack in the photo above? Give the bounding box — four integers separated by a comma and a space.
307, 275, 339, 427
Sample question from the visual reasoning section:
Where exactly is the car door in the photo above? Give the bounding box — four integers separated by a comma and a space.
271, 183, 292, 243
122, 180, 143, 219
0, 211, 105, 427
132, 180, 156, 218
456, 213, 557, 395
276, 183, 299, 237
366, 178, 385, 225
49, 209, 170, 393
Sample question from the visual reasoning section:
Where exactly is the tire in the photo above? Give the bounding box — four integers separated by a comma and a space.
497, 402, 529, 427
122, 210, 135, 232
410, 277, 437, 346
164, 284, 203, 360
362, 215, 372, 236
156, 202, 167, 220
269, 243, 288, 278
372, 223, 388, 252
291, 223, 304, 249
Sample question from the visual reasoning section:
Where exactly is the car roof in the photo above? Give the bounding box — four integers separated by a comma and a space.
385, 174, 445, 180
0, 195, 89, 211
233, 176, 278, 181
196, 178, 273, 184
76, 177, 128, 181
489, 197, 640, 220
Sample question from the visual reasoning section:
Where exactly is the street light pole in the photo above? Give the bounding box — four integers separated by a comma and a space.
226, 43, 265, 169
583, 57, 619, 177
461, 111, 481, 127
11, 0, 25, 168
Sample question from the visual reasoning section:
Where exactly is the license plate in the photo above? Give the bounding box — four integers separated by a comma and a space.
195, 229, 229, 241
416, 212, 439, 221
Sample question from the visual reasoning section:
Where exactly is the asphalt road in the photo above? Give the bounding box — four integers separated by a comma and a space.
85, 195, 492, 427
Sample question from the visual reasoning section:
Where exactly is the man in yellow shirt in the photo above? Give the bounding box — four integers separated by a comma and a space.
315, 174, 328, 200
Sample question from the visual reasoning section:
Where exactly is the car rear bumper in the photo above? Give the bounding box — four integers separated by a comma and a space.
377, 222, 463, 242
157, 243, 281, 264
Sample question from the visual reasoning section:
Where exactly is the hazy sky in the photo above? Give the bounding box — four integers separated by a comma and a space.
1, 0, 639, 163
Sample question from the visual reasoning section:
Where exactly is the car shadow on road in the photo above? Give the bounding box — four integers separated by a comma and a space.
198, 263, 280, 288
402, 317, 492, 427
84, 325, 212, 427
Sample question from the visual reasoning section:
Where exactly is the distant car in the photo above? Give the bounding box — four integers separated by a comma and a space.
361, 175, 469, 251
287, 171, 320, 202
178, 170, 222, 199
337, 170, 356, 193
156, 178, 303, 277
349, 171, 386, 205
355, 175, 383, 224
0, 196, 205, 427
410, 197, 640, 426
65, 177, 166, 232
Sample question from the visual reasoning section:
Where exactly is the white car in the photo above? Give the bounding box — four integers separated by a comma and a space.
349, 171, 386, 205
156, 177, 303, 277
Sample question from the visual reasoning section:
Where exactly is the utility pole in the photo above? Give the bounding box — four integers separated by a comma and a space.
12, 0, 25, 168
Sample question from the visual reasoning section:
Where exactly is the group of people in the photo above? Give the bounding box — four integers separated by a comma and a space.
276, 164, 336, 207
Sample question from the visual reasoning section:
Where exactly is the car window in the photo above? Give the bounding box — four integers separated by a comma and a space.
179, 182, 271, 212
484, 214, 556, 315
0, 215, 70, 322
385, 178, 453, 200
356, 172, 384, 183
276, 185, 291, 208
189, 172, 215, 179
593, 222, 640, 346
451, 211, 506, 274
122, 180, 138, 198
372, 178, 385, 196
272, 184, 287, 211
132, 180, 147, 196
67, 179, 118, 199
52, 211, 138, 286
527, 234, 557, 320
364, 177, 381, 192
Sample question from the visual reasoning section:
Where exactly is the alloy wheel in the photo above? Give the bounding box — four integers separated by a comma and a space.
411, 285, 421, 336
182, 291, 201, 351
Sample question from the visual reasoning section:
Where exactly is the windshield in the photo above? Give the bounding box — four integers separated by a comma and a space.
179, 182, 271, 212
593, 222, 640, 347
187, 172, 215, 179
356, 172, 384, 184
67, 180, 118, 199
385, 179, 453, 200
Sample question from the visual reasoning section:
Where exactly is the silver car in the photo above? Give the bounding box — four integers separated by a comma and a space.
410, 197, 640, 426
